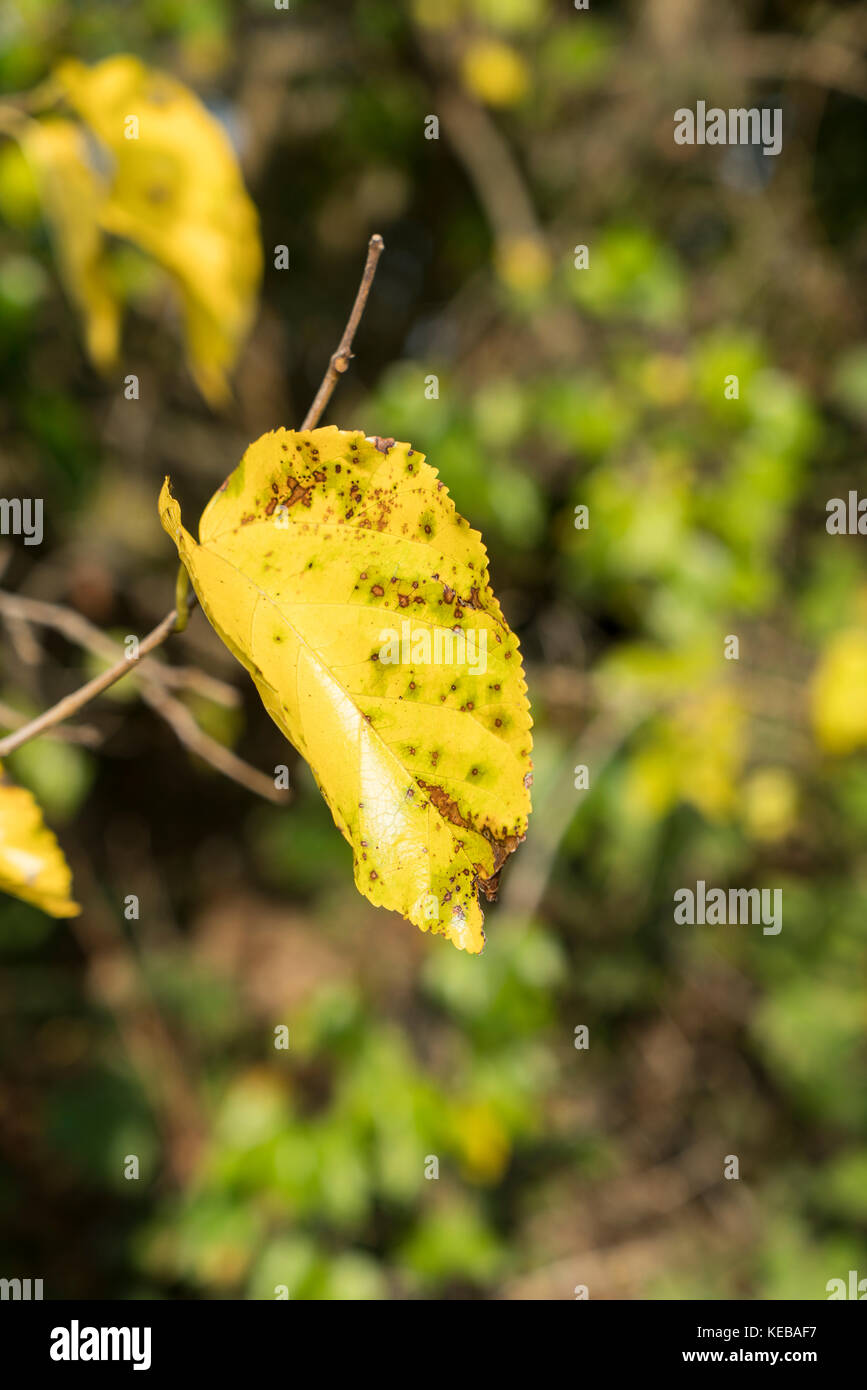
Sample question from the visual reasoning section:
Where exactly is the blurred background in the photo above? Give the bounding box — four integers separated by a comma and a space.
1, 0, 866, 1300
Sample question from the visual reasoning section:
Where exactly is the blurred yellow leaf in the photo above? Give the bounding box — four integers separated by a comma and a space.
470, 0, 544, 30
53, 55, 261, 404
810, 629, 867, 755
411, 0, 463, 29
0, 138, 42, 229
461, 40, 529, 107
454, 1100, 510, 1182
628, 690, 744, 822
0, 763, 79, 918
159, 427, 533, 953
638, 353, 691, 407
495, 234, 552, 294
742, 767, 798, 842
21, 117, 120, 369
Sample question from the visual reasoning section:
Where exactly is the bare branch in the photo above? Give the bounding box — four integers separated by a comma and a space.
436, 88, 543, 246
0, 590, 238, 706
301, 233, 385, 430
137, 678, 288, 805
0, 591, 289, 803
0, 697, 102, 747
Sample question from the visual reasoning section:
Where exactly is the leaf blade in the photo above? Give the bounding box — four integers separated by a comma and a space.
54, 55, 262, 404
20, 117, 120, 369
0, 764, 80, 918
160, 428, 532, 952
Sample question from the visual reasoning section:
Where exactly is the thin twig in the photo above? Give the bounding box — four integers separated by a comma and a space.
0, 236, 389, 779
0, 591, 239, 706
137, 679, 287, 804
0, 697, 102, 747
2, 612, 42, 665
436, 88, 544, 246
0, 591, 288, 801
301, 233, 385, 430
0, 608, 180, 757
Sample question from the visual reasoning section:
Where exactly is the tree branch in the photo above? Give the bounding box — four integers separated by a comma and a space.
0, 591, 238, 706
137, 678, 287, 805
0, 607, 180, 757
0, 697, 102, 747
0, 592, 289, 803
301, 233, 385, 430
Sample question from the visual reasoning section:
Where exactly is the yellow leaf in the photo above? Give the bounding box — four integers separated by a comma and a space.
627, 690, 744, 823
411, 0, 463, 31
159, 427, 533, 953
453, 1100, 511, 1182
0, 138, 42, 229
810, 628, 867, 755
742, 767, 798, 842
54, 55, 262, 405
0, 763, 79, 918
495, 234, 552, 294
20, 117, 120, 369
461, 39, 529, 107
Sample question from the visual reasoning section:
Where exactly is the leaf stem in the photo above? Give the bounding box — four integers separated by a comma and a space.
173, 562, 191, 632
301, 233, 385, 430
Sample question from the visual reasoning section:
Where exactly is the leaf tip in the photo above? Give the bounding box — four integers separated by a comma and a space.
158, 476, 182, 540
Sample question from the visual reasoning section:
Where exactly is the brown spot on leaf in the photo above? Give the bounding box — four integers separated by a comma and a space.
416, 777, 525, 900
283, 476, 313, 508
417, 780, 470, 830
